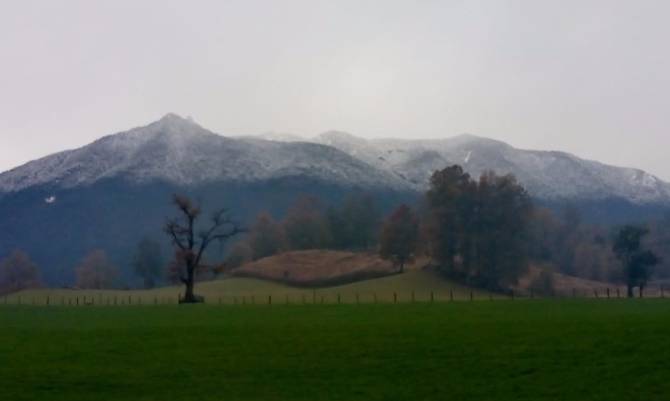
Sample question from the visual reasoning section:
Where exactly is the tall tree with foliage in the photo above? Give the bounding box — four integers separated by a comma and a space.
133, 238, 164, 289
474, 171, 533, 289
425, 165, 477, 279
613, 225, 659, 298
0, 250, 41, 294
425, 165, 532, 290
165, 195, 244, 303
379, 204, 419, 273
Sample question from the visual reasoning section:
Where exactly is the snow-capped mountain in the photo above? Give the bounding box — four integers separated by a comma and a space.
3, 114, 669, 205
1, 113, 668, 285
307, 131, 670, 205
0, 114, 405, 195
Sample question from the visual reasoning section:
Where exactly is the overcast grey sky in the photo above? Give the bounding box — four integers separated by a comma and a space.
1, 0, 669, 178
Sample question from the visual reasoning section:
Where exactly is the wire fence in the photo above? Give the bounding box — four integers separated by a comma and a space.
0, 285, 667, 307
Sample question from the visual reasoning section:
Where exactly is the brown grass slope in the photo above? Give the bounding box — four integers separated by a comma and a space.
232, 250, 420, 287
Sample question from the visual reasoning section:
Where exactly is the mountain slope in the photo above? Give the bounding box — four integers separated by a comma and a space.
0, 114, 406, 195
1, 114, 669, 286
309, 132, 670, 204
0, 115, 415, 285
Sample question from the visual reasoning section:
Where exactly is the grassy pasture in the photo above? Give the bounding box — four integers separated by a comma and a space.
1, 300, 670, 401
3, 270, 500, 306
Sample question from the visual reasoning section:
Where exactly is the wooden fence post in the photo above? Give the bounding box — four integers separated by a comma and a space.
337, 294, 341, 304
430, 291, 434, 303
393, 292, 397, 304
450, 289, 454, 302
268, 295, 272, 305
606, 288, 610, 299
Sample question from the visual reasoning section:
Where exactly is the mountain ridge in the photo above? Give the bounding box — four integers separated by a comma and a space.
1, 114, 668, 285
2, 113, 670, 205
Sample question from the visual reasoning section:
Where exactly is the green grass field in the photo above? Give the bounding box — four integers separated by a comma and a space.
1, 300, 670, 401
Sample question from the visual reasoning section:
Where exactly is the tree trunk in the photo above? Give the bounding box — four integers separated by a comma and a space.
399, 260, 404, 274
181, 262, 201, 303
639, 285, 644, 299
627, 284, 634, 298
183, 280, 195, 303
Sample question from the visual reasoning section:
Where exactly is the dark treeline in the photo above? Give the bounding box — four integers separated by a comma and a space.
226, 166, 533, 291
225, 192, 382, 268
1, 165, 667, 296
225, 165, 665, 295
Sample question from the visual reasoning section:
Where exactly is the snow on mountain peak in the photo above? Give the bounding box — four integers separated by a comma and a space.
2, 116, 670, 205
0, 115, 407, 194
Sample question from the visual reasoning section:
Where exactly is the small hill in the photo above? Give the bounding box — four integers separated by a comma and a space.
232, 250, 424, 286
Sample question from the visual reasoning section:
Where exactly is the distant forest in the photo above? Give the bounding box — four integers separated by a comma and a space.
2, 165, 669, 296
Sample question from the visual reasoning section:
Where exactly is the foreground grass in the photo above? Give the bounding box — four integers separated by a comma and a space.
1, 301, 669, 401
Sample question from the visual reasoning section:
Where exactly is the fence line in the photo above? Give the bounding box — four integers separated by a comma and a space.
0, 285, 666, 307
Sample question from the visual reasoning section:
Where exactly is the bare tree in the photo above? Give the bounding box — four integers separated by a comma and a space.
75, 250, 119, 289
0, 250, 41, 294
164, 195, 244, 303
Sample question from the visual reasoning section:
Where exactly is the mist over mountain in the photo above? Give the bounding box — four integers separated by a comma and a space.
1, 114, 669, 285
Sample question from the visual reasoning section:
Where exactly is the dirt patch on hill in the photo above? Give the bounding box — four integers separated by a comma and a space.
232, 250, 425, 287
